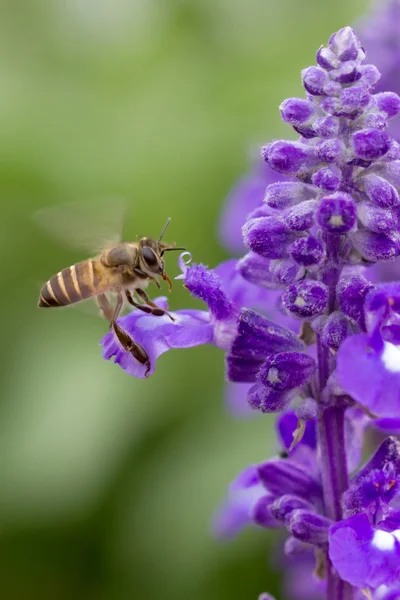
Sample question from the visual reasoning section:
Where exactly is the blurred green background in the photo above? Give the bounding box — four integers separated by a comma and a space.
0, 1, 370, 599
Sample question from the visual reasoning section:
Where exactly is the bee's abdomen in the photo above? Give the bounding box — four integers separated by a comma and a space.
38, 260, 99, 307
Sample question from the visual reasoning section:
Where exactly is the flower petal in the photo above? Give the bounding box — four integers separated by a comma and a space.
337, 333, 400, 417
101, 300, 213, 378
329, 513, 400, 588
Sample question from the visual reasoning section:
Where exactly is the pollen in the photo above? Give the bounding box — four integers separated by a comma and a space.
294, 296, 306, 307
328, 215, 344, 226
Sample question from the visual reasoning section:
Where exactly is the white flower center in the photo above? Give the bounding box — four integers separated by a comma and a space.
381, 342, 400, 374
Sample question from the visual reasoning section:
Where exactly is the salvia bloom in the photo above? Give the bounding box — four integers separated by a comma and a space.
102, 25, 400, 600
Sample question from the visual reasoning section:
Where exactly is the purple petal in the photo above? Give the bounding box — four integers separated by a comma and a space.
258, 458, 322, 501
101, 299, 213, 378
184, 263, 235, 321
337, 333, 400, 418
329, 513, 400, 588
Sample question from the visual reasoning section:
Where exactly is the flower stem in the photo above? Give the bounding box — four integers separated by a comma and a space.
317, 372, 353, 600
317, 229, 353, 600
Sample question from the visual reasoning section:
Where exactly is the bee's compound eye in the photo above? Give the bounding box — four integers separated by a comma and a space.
142, 246, 158, 269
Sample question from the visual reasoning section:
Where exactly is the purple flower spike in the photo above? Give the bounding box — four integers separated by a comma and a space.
317, 193, 357, 234
100, 21, 400, 600
282, 280, 329, 318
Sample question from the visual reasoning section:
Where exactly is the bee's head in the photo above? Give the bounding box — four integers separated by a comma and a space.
139, 219, 185, 290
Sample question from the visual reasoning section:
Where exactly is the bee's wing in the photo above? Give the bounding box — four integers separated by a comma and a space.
33, 197, 130, 254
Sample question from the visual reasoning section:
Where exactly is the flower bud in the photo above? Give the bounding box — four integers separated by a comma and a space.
337, 275, 374, 324
289, 509, 332, 546
283, 200, 318, 231
328, 27, 362, 62
268, 259, 305, 286
317, 193, 357, 233
358, 201, 398, 233
230, 309, 305, 361
375, 92, 400, 118
282, 280, 329, 318
301, 66, 327, 95
340, 85, 369, 111
353, 128, 391, 160
359, 64, 381, 88
280, 98, 314, 125
289, 236, 325, 266
226, 355, 261, 383
313, 116, 339, 138
258, 352, 316, 391
315, 138, 344, 163
360, 174, 400, 208
248, 383, 292, 413
351, 230, 399, 262
312, 166, 341, 191
238, 252, 275, 289
320, 311, 350, 350
271, 494, 314, 523
262, 141, 317, 175
243, 217, 294, 259
264, 181, 316, 209
251, 495, 278, 528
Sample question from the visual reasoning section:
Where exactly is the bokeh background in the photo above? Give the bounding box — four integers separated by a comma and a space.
0, 1, 376, 598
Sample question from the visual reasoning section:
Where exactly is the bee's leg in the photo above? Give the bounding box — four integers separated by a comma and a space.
126, 290, 175, 322
135, 288, 161, 309
112, 322, 151, 376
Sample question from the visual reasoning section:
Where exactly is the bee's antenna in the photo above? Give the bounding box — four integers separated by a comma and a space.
158, 217, 171, 243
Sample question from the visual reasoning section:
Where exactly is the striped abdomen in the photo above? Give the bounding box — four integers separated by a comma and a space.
38, 260, 102, 307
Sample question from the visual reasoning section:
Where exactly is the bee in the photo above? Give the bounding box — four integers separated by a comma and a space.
37, 205, 184, 375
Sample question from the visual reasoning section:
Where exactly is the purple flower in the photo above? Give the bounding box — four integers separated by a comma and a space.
329, 438, 400, 589
99, 23, 400, 600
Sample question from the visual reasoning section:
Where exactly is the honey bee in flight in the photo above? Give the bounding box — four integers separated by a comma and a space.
37, 203, 184, 375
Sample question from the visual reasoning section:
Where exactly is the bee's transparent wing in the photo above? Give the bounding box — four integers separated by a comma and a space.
33, 197, 130, 254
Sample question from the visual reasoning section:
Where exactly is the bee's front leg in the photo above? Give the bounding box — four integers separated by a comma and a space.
125, 290, 175, 321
